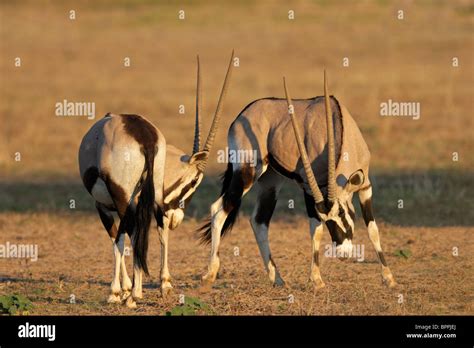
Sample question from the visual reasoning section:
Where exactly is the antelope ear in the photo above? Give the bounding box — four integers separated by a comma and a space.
189, 151, 208, 164
344, 170, 365, 193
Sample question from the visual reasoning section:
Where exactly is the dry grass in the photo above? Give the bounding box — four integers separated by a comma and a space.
0, 0, 473, 315
0, 212, 472, 315
0, 0, 473, 179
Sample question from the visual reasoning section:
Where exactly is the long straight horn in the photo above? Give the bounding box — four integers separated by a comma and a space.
324, 70, 336, 203
201, 50, 235, 155
283, 77, 325, 204
193, 55, 202, 154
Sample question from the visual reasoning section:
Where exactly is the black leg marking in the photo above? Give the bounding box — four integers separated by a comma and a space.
254, 188, 277, 226
313, 250, 320, 266
360, 197, 374, 226
360, 190, 389, 267
96, 203, 118, 239
304, 192, 321, 220
83, 167, 99, 194
378, 251, 388, 267
222, 166, 255, 213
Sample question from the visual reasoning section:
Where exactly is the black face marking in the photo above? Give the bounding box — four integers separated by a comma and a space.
337, 205, 353, 236
83, 166, 99, 194
165, 181, 196, 210
340, 215, 352, 235
315, 201, 329, 215
254, 188, 277, 226
325, 220, 346, 245
164, 178, 183, 198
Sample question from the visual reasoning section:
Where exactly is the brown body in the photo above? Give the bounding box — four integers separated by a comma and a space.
228, 97, 370, 194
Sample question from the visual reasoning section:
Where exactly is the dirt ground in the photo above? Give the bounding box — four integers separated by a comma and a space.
1, 212, 472, 315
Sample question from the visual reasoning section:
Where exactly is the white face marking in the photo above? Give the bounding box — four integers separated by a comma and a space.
324, 201, 347, 233
164, 173, 203, 204
341, 202, 354, 231
166, 209, 185, 230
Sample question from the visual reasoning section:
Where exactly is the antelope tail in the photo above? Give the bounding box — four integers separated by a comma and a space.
132, 145, 158, 276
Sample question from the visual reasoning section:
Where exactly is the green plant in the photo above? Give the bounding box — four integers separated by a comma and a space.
0, 294, 33, 315
394, 249, 412, 259
166, 296, 212, 316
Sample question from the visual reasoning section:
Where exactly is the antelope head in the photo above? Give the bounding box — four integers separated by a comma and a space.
283, 72, 365, 258
163, 51, 234, 215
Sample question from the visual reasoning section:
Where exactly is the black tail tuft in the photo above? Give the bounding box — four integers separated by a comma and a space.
133, 146, 156, 276
198, 163, 242, 245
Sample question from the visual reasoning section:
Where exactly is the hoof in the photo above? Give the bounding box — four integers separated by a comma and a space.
132, 290, 143, 300
161, 284, 173, 297
121, 291, 131, 301
201, 273, 216, 288
125, 295, 137, 309
202, 272, 216, 283
199, 284, 212, 293
199, 277, 214, 293
312, 279, 326, 290
273, 277, 286, 287
382, 268, 397, 288
107, 294, 121, 304
383, 277, 397, 288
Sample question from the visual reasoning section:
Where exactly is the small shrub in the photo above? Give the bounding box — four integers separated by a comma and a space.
166, 296, 212, 316
0, 294, 33, 315
394, 249, 412, 259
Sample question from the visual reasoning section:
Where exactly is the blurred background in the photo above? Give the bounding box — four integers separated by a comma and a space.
1, 0, 473, 224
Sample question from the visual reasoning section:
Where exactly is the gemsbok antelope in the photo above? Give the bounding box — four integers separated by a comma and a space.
199, 72, 396, 289
78, 51, 234, 308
